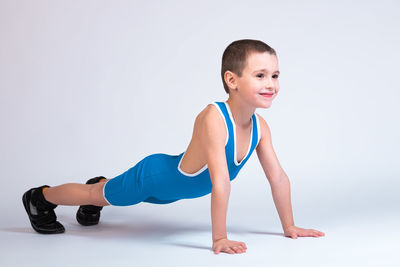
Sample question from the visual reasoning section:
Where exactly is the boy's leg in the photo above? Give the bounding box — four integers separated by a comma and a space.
42, 180, 110, 206
23, 178, 110, 234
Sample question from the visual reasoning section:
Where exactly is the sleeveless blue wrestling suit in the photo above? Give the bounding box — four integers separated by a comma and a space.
103, 101, 261, 206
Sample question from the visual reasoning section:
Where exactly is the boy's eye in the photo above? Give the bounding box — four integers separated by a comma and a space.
257, 73, 279, 79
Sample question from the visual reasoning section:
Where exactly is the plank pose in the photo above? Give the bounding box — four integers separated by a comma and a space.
22, 39, 325, 255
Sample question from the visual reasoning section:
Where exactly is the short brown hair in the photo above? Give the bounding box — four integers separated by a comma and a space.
221, 39, 277, 94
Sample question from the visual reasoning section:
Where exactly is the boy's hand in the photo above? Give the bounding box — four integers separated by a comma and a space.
212, 238, 247, 254
284, 225, 325, 239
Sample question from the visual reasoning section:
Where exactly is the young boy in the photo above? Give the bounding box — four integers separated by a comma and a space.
22, 39, 325, 255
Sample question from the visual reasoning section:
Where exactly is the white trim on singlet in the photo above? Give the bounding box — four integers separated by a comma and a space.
102, 180, 112, 205
177, 102, 228, 177
255, 113, 261, 148
223, 101, 253, 166
211, 102, 229, 146
177, 150, 208, 177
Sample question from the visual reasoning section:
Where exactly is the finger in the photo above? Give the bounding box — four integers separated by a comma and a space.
235, 246, 245, 253
310, 230, 321, 237
309, 230, 323, 237
225, 247, 234, 254
316, 231, 325, 236
311, 229, 322, 235
304, 230, 315, 236
231, 246, 241, 253
312, 230, 321, 236
236, 244, 246, 252
306, 231, 317, 237
313, 233, 323, 237
240, 242, 247, 249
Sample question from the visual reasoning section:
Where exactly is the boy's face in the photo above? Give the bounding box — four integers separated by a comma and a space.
232, 51, 280, 108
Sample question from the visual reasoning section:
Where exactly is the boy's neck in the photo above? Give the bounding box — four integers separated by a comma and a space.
225, 98, 255, 128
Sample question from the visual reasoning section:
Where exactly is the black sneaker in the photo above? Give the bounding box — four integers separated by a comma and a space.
76, 176, 106, 226
22, 185, 65, 234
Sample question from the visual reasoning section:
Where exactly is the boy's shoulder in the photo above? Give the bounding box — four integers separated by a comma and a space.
193, 103, 227, 145
196, 103, 225, 127
194, 103, 220, 122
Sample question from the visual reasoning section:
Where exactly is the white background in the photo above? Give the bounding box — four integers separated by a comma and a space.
1, 0, 399, 266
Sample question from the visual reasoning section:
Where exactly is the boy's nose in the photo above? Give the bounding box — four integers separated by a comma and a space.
264, 77, 274, 89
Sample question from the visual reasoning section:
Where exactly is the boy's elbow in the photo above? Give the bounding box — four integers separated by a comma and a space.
211, 180, 231, 192
268, 171, 289, 184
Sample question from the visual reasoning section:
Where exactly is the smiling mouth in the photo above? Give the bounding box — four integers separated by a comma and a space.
260, 92, 274, 98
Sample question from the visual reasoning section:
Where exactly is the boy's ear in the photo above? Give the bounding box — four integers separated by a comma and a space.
224, 70, 238, 91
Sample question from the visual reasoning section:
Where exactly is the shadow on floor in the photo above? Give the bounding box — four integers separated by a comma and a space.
1, 222, 282, 238
1, 213, 283, 251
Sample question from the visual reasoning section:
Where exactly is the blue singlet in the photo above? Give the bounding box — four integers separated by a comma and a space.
103, 101, 261, 206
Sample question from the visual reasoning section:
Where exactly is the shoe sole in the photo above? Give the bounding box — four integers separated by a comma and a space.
22, 191, 65, 234
76, 214, 99, 226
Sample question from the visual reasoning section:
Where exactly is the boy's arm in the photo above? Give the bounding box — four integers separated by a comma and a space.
255, 114, 325, 238
255, 114, 294, 231
198, 108, 231, 242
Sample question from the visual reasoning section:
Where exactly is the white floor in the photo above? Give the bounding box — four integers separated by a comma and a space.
1, 198, 398, 267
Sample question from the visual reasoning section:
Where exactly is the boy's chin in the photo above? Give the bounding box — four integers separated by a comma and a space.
261, 102, 273, 109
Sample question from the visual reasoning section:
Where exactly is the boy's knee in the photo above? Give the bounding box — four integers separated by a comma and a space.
88, 183, 107, 206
